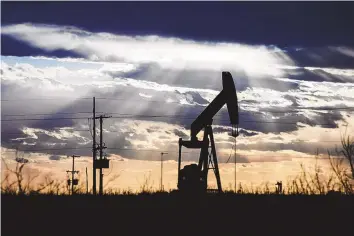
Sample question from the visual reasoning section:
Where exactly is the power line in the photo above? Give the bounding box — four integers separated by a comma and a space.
1, 147, 92, 152
1, 137, 346, 154
106, 148, 189, 153
0, 97, 192, 106
1, 112, 93, 117
0, 147, 342, 160
1, 129, 344, 144
2, 107, 353, 118
0, 112, 226, 118
2, 97, 354, 111
0, 129, 344, 143
1, 117, 88, 121
0, 115, 346, 127
2, 130, 90, 135
0, 97, 93, 102
0, 147, 188, 153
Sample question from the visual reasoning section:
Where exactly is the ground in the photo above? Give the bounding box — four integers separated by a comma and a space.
2, 193, 353, 235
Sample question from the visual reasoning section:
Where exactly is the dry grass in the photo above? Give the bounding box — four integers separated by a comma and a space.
2, 134, 353, 196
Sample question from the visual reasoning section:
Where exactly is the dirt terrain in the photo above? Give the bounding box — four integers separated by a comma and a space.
2, 193, 353, 235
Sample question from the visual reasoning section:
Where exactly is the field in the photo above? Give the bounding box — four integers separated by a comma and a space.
2, 193, 354, 235
2, 136, 353, 235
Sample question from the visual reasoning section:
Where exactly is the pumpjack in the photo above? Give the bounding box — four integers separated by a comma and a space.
177, 71, 239, 193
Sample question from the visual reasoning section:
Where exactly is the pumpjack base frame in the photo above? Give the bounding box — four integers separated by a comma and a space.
178, 125, 222, 193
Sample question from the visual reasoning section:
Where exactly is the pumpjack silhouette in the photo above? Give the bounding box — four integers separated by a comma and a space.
177, 72, 239, 193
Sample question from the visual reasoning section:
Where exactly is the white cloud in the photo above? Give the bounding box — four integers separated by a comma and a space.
4, 57, 353, 113
2, 24, 354, 166
330, 46, 354, 58
138, 93, 152, 98
2, 23, 294, 77
3, 23, 354, 191
304, 66, 354, 77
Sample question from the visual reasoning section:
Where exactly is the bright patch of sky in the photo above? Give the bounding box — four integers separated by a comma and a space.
1, 55, 102, 71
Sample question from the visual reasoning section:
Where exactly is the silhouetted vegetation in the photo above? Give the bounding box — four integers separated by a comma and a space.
2, 136, 354, 235
2, 135, 353, 196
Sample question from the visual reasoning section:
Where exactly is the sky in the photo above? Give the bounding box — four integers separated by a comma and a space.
1, 1, 354, 191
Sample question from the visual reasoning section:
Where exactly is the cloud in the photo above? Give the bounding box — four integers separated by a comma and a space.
1, 24, 354, 164
49, 155, 66, 161
2, 22, 354, 191
3, 147, 337, 192
284, 47, 354, 69
173, 129, 189, 139
1, 23, 293, 77
2, 57, 353, 161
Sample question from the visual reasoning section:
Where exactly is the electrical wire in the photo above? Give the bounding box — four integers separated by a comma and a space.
1, 117, 89, 121
0, 114, 347, 127
87, 118, 94, 139
2, 97, 354, 111
0, 97, 93, 101
2, 103, 353, 119
2, 136, 346, 156
1, 112, 94, 117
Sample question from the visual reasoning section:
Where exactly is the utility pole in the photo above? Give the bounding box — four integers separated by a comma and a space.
92, 97, 97, 195
160, 152, 168, 191
234, 141, 237, 193
99, 116, 104, 195
66, 155, 80, 195
86, 167, 88, 194
96, 114, 111, 195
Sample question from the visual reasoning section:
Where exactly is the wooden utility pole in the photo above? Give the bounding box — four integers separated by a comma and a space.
66, 155, 80, 195
86, 167, 88, 194
234, 140, 237, 193
96, 114, 111, 195
160, 152, 168, 191
92, 97, 97, 195
99, 116, 104, 195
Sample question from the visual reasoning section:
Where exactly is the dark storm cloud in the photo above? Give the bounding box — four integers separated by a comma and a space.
306, 111, 343, 129
284, 47, 354, 69
235, 141, 337, 156
173, 129, 188, 139
238, 129, 258, 137
1, 124, 133, 158
49, 155, 65, 161
211, 108, 345, 134
283, 67, 354, 83
2, 1, 354, 49
212, 126, 230, 134
183, 91, 209, 105
213, 127, 258, 137
102, 132, 132, 151
1, 34, 84, 59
